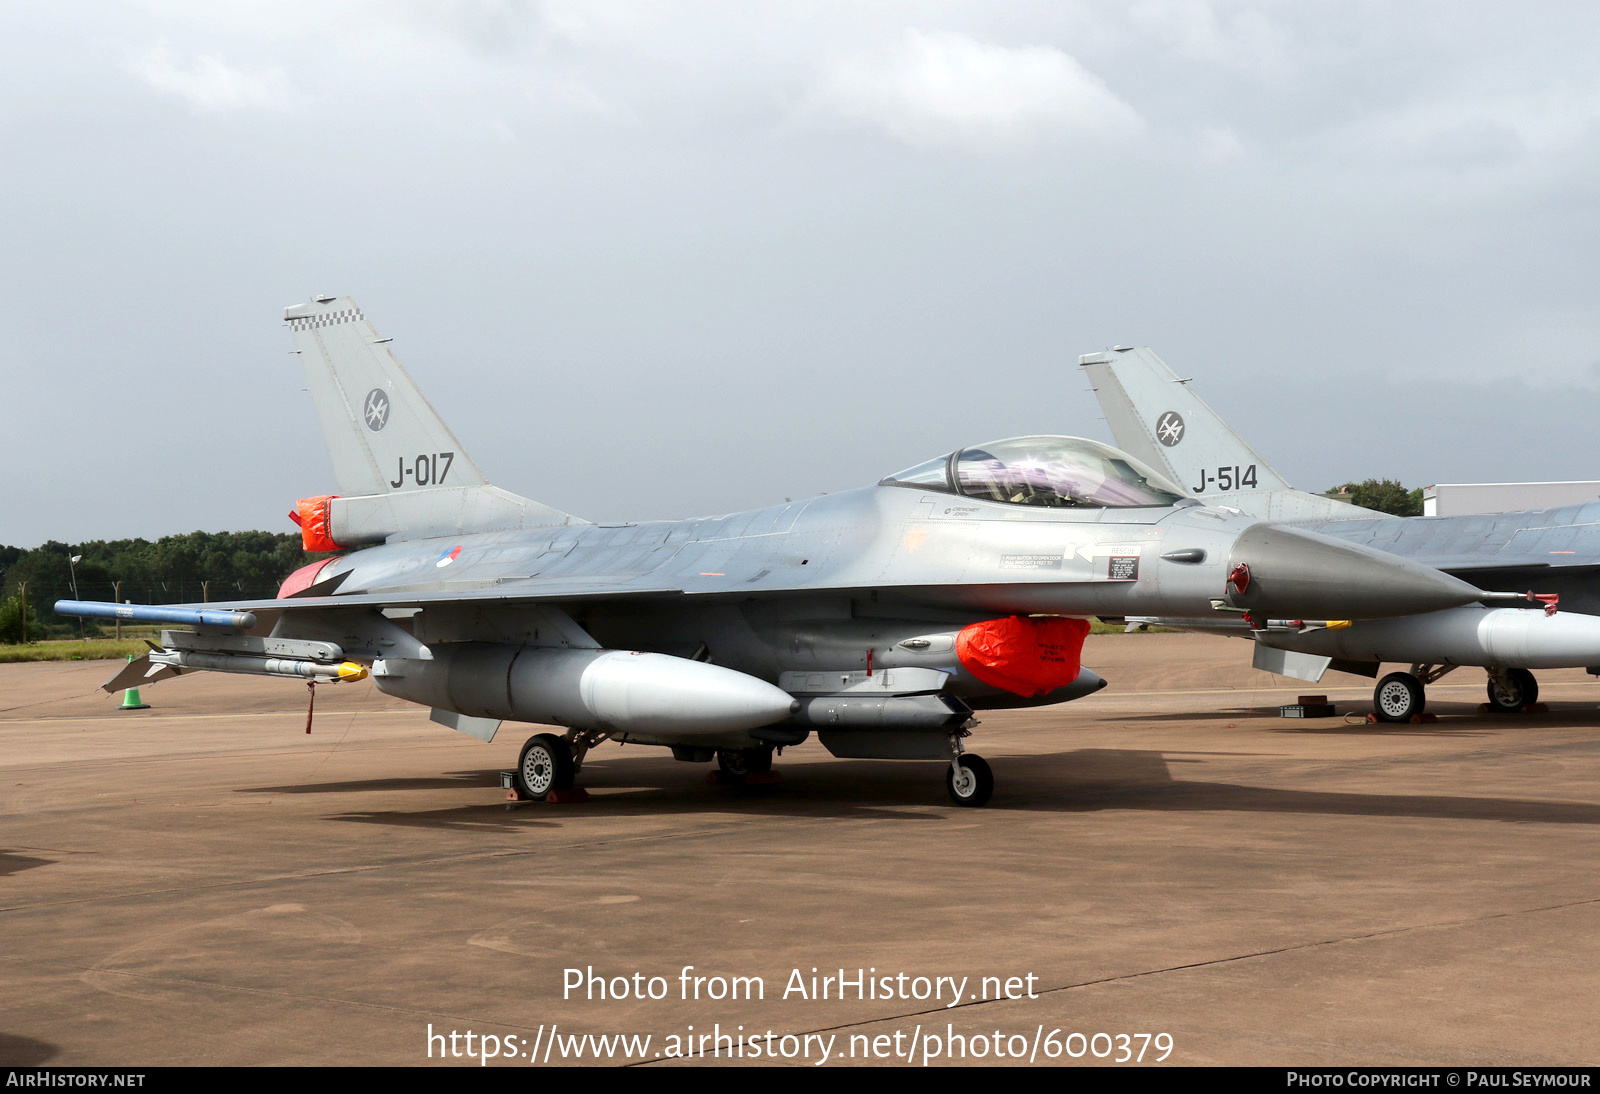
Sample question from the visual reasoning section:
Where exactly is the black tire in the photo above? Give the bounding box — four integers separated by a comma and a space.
1487, 668, 1539, 713
1373, 672, 1425, 723
516, 733, 575, 800
946, 754, 994, 807
716, 747, 773, 778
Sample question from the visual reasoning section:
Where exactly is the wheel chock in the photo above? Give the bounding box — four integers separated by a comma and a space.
502, 785, 589, 805
1365, 713, 1379, 724
1408, 713, 1438, 724
1525, 703, 1548, 714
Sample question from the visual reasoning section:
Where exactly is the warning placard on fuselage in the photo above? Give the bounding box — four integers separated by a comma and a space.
1000, 554, 1065, 570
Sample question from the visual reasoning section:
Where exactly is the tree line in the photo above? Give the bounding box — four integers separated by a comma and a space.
0, 532, 328, 642
1324, 479, 1425, 517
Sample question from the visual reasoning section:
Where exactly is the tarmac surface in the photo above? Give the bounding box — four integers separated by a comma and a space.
3, 632, 1600, 1067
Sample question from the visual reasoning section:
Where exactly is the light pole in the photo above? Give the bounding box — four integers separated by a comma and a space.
69, 553, 83, 639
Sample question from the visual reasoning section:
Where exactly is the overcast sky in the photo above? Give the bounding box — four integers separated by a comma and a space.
4, 1, 1598, 547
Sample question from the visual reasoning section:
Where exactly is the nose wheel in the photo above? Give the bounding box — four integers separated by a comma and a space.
946, 754, 993, 806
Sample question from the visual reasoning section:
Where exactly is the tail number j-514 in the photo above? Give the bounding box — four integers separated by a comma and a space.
1191, 464, 1257, 494
392, 452, 455, 488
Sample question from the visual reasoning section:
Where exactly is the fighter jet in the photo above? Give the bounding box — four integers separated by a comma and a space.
1083, 346, 1600, 721
57, 299, 1494, 806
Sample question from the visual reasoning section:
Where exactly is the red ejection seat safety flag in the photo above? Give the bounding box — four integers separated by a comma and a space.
955, 616, 1093, 697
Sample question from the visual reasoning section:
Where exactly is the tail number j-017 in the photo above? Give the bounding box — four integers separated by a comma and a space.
1191, 465, 1257, 494
392, 452, 455, 488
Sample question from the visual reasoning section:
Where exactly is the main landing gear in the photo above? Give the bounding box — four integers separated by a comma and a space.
514, 733, 574, 800
1371, 664, 1542, 722
513, 730, 604, 801
1373, 671, 1429, 722
1486, 668, 1539, 713
715, 746, 774, 779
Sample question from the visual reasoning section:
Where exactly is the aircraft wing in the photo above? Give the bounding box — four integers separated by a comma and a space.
1293, 505, 1600, 577
129, 576, 1166, 624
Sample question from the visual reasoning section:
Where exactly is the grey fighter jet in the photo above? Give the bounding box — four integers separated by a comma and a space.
1084, 346, 1600, 721
59, 299, 1494, 805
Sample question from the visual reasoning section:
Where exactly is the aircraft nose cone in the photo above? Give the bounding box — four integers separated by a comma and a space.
1226, 523, 1483, 620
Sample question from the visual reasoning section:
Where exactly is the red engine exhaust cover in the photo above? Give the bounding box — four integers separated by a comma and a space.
290, 495, 342, 553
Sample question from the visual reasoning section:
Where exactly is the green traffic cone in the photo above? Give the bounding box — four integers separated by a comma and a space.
119, 655, 150, 711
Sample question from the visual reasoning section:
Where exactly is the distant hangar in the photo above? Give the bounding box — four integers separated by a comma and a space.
1424, 481, 1600, 517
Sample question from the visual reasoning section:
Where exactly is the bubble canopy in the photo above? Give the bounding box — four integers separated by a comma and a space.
880, 436, 1189, 509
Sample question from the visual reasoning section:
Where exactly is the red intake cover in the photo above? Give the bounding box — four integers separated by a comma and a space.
277, 557, 336, 598
955, 616, 1093, 698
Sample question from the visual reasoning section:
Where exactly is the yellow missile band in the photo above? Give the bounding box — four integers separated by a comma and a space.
1326, 620, 1352, 630
337, 662, 370, 682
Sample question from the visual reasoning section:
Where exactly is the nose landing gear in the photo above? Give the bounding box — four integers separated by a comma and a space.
946, 727, 993, 807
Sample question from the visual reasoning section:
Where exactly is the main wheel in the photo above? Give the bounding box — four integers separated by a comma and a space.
1373, 672, 1425, 723
516, 733, 575, 800
716, 747, 773, 778
1487, 668, 1539, 713
946, 754, 994, 807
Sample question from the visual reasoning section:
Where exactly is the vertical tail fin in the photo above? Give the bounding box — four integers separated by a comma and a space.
285, 295, 583, 543
1079, 347, 1293, 493
287, 295, 489, 497
1080, 347, 1379, 520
